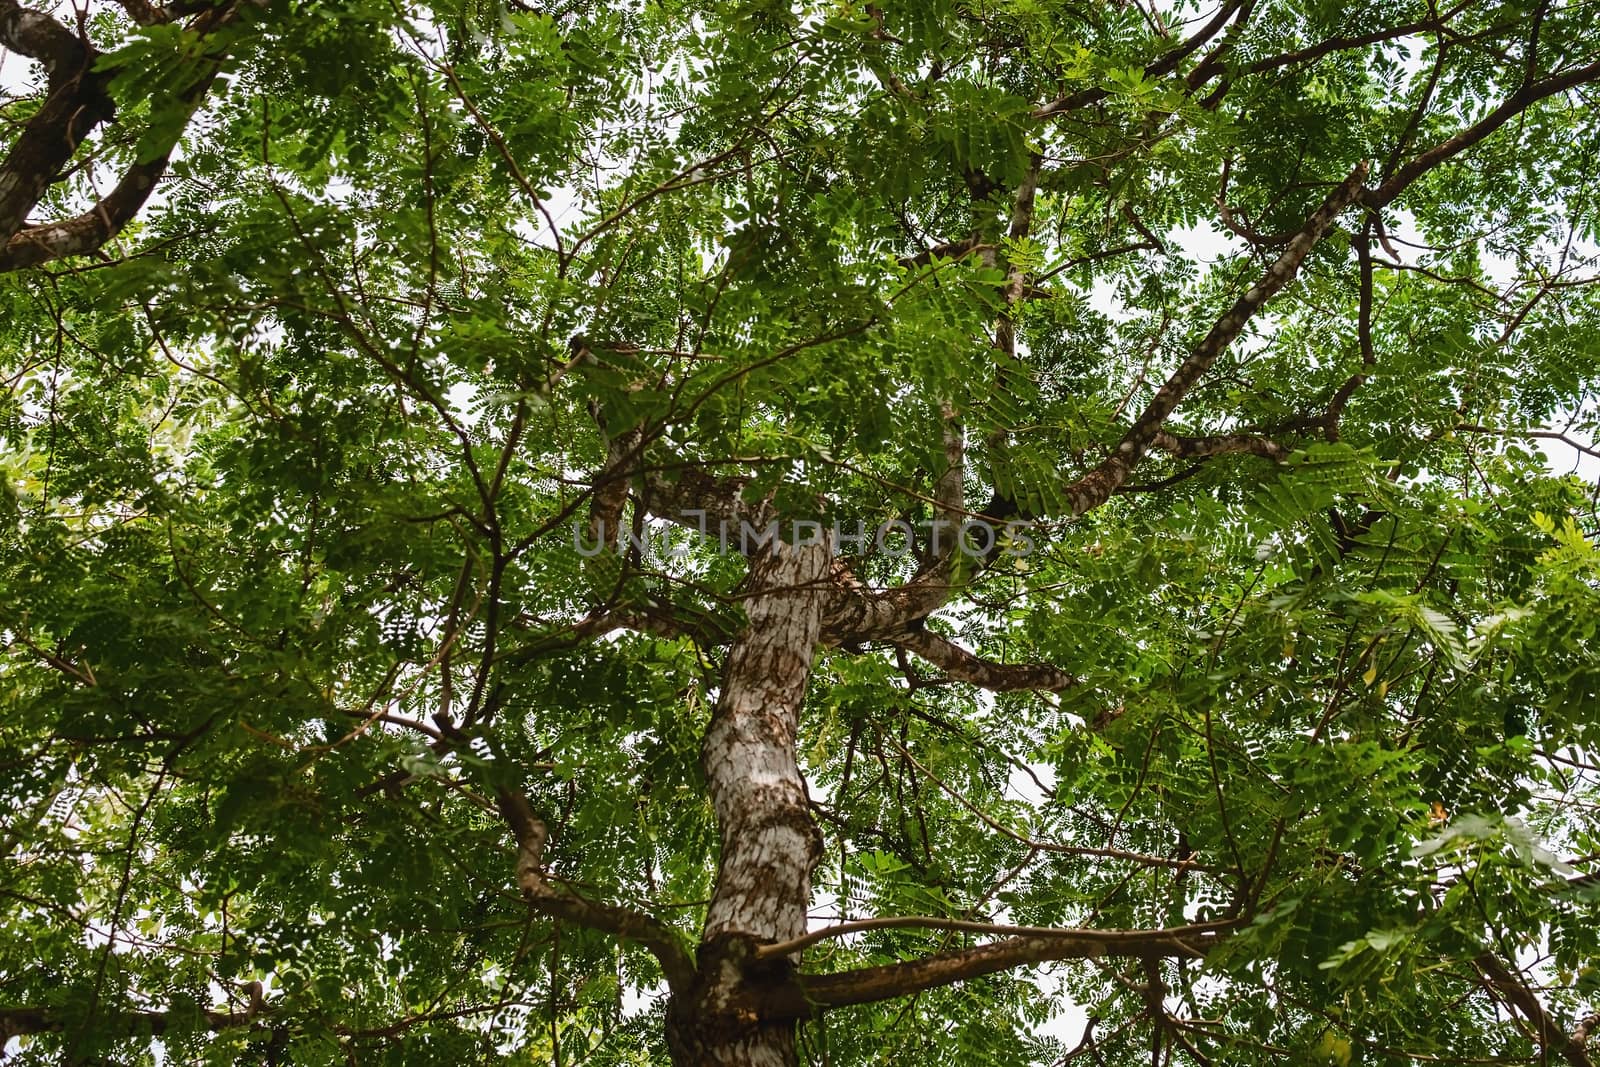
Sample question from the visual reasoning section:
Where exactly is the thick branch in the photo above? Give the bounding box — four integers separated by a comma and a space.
1181, 0, 1256, 93
0, 2, 111, 243
1476, 952, 1595, 1067
640, 462, 759, 533
891, 627, 1076, 692
0, 985, 266, 1039
819, 408, 966, 642
1149, 429, 1288, 462
1059, 161, 1368, 517
0, 157, 171, 272
113, 0, 170, 26
897, 233, 986, 269
792, 921, 1236, 1011
495, 787, 696, 992
0, 5, 236, 272
0, 0, 89, 76
507, 599, 736, 660
1368, 58, 1600, 209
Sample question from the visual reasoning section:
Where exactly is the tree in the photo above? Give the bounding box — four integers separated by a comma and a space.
2, 0, 1600, 1062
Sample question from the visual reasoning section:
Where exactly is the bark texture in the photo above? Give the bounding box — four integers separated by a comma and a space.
667, 532, 831, 1067
0, 0, 236, 273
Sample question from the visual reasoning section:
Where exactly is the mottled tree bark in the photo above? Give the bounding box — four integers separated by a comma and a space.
666, 532, 830, 1067
0, 0, 234, 273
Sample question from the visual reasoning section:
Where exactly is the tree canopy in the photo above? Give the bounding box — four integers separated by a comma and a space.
3, 0, 1600, 1063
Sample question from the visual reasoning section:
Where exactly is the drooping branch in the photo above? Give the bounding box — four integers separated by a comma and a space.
1215, 157, 1302, 248
890, 627, 1076, 693
892, 736, 1224, 873
495, 787, 696, 992
1115, 429, 1289, 495
1059, 161, 1369, 517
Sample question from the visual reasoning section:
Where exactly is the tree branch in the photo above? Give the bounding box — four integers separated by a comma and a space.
758, 915, 1230, 961
820, 406, 967, 642
581, 346, 646, 554
1238, 1, 1475, 80
1149, 429, 1289, 462
0, 157, 171, 272
112, 0, 170, 25
0, 983, 266, 1040
1324, 225, 1377, 444
790, 921, 1237, 1011
1456, 423, 1600, 461
1059, 161, 1368, 517
1033, 0, 1246, 119
1368, 57, 1600, 209
495, 787, 696, 992
0, 3, 238, 273
821, 160, 1034, 641
640, 461, 760, 533
897, 233, 986, 269
0, 0, 90, 76
0, 1, 111, 243
890, 627, 1076, 692
1476, 952, 1595, 1067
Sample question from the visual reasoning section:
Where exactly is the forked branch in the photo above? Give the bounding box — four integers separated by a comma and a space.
0, 0, 238, 272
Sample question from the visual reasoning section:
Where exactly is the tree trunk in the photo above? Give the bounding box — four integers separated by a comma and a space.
667, 534, 830, 1066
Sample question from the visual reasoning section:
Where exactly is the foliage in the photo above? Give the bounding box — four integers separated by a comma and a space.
2, 0, 1600, 1063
